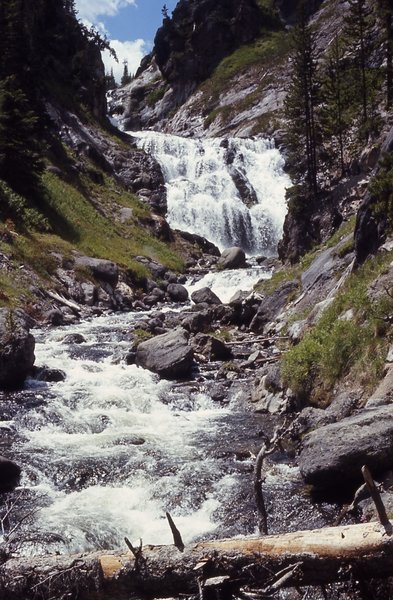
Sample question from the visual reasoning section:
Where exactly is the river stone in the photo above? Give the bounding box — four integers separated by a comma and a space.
250, 280, 300, 333
75, 256, 119, 287
299, 406, 393, 490
0, 309, 35, 390
191, 287, 222, 305
62, 333, 86, 344
191, 333, 232, 361
0, 456, 21, 492
217, 247, 246, 270
136, 327, 194, 379
166, 283, 189, 303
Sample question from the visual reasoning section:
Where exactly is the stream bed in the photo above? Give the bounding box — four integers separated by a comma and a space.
1, 306, 337, 558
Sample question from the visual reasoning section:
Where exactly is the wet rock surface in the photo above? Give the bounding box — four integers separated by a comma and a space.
136, 327, 194, 379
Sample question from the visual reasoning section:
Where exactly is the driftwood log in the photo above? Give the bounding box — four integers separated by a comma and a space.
1, 521, 393, 599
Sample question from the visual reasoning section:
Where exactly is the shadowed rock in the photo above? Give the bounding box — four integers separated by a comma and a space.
0, 456, 21, 493
299, 406, 393, 491
0, 309, 35, 390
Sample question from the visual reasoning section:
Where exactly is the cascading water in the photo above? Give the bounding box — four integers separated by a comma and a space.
131, 131, 290, 255
3, 313, 265, 556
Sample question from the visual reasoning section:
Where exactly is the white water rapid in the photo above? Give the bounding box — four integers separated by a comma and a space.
131, 131, 290, 255
8, 313, 265, 556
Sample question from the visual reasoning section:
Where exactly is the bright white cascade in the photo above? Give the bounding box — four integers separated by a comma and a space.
16, 314, 252, 555
131, 131, 290, 255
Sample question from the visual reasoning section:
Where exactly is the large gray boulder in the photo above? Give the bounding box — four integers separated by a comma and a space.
167, 283, 189, 303
217, 247, 246, 270
191, 287, 222, 305
250, 280, 300, 332
0, 309, 35, 389
75, 256, 119, 287
299, 406, 393, 490
136, 327, 194, 379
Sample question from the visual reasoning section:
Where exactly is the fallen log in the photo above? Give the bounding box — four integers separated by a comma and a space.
1, 521, 393, 599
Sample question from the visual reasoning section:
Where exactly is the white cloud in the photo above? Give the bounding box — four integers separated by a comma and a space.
75, 0, 137, 22
102, 39, 150, 81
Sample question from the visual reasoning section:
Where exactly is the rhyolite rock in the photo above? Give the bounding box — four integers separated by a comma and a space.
191, 287, 222, 305
75, 256, 119, 287
191, 333, 232, 361
0, 456, 21, 492
217, 247, 246, 270
0, 309, 35, 389
299, 406, 393, 490
136, 327, 194, 379
166, 283, 189, 303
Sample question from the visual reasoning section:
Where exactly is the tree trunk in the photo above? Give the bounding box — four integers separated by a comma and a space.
1, 521, 393, 599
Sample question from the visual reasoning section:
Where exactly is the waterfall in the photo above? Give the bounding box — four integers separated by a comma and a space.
131, 131, 290, 256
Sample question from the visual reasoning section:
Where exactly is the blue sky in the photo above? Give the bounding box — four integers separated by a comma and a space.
75, 0, 178, 80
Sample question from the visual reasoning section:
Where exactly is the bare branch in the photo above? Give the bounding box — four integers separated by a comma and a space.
166, 512, 185, 552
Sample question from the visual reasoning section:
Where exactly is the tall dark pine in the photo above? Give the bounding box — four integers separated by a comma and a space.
0, 77, 43, 196
321, 35, 351, 177
284, 8, 319, 201
376, 0, 393, 110
344, 0, 373, 129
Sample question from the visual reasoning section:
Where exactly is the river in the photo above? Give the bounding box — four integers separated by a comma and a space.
0, 134, 333, 560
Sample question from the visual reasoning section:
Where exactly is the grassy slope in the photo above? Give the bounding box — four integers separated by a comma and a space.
0, 147, 183, 309
258, 216, 393, 407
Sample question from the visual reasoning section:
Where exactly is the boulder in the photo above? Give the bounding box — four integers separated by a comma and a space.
217, 247, 246, 270
75, 256, 119, 287
250, 280, 300, 332
0, 309, 35, 389
191, 334, 232, 361
136, 327, 194, 379
191, 287, 222, 305
167, 283, 189, 303
0, 456, 21, 492
181, 309, 214, 333
299, 406, 393, 490
33, 367, 66, 383
62, 333, 86, 344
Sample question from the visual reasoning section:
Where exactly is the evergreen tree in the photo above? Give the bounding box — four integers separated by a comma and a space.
376, 0, 393, 110
284, 6, 319, 201
320, 35, 352, 177
0, 77, 43, 196
344, 0, 374, 135
105, 68, 117, 91
121, 59, 132, 86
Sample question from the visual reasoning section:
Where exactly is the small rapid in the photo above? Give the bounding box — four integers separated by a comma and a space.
131, 131, 290, 255
4, 312, 262, 555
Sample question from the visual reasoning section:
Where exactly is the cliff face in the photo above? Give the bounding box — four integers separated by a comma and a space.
154, 0, 265, 103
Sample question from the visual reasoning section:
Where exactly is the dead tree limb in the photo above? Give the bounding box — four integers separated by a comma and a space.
166, 512, 185, 552
361, 465, 392, 535
2, 522, 393, 599
254, 420, 290, 535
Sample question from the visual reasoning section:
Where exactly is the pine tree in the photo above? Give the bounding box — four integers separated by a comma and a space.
320, 35, 352, 177
105, 68, 117, 91
284, 6, 319, 202
121, 60, 132, 86
0, 77, 43, 196
376, 0, 393, 109
344, 0, 374, 134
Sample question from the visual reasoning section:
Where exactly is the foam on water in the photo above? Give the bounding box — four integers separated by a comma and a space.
13, 314, 243, 555
131, 131, 290, 255
186, 266, 271, 304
